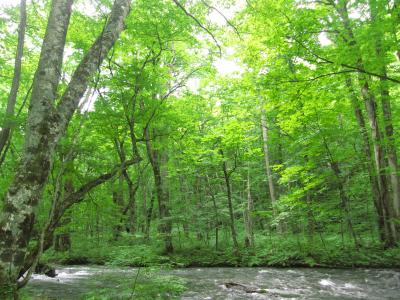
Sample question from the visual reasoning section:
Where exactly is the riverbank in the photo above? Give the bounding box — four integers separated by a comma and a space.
41, 237, 400, 270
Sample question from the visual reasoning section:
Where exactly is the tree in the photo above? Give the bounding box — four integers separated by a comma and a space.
0, 0, 26, 163
0, 0, 131, 297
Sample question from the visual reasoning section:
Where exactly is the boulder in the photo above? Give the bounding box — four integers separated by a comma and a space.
35, 262, 57, 278
224, 282, 267, 294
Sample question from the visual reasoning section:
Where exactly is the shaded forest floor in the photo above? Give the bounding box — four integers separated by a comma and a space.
42, 234, 400, 269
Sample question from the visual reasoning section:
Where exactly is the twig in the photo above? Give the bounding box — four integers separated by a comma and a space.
199, 0, 242, 40
172, 0, 222, 56
130, 266, 141, 299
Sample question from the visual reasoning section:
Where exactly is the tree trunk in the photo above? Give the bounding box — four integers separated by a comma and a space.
261, 109, 280, 229
319, 118, 360, 249
206, 175, 219, 251
345, 76, 386, 242
194, 176, 204, 241
17, 159, 137, 286
54, 231, 71, 252
391, 0, 400, 61
369, 0, 400, 232
54, 178, 73, 252
0, 1, 73, 295
125, 182, 138, 234
220, 149, 239, 252
112, 175, 124, 240
145, 190, 155, 241
244, 166, 255, 248
361, 81, 394, 246
0, 0, 131, 295
336, 0, 396, 246
0, 0, 27, 161
179, 176, 190, 238
144, 127, 173, 253
114, 139, 140, 234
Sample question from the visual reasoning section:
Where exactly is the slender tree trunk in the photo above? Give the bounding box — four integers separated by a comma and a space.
112, 176, 124, 240
345, 76, 387, 242
244, 166, 255, 248
336, 0, 396, 246
391, 0, 400, 61
361, 81, 395, 246
125, 182, 138, 233
194, 176, 204, 241
179, 176, 190, 238
319, 119, 360, 249
145, 190, 155, 241
0, 0, 27, 161
54, 180, 73, 251
306, 191, 315, 243
380, 79, 400, 222
144, 127, 173, 253
54, 218, 71, 252
220, 149, 239, 252
114, 139, 139, 234
369, 0, 400, 230
261, 109, 280, 229
205, 175, 219, 250
212, 193, 219, 251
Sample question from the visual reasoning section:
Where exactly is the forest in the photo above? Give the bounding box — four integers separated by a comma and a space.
0, 0, 399, 299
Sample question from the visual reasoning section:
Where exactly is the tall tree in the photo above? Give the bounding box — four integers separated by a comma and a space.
0, 0, 131, 296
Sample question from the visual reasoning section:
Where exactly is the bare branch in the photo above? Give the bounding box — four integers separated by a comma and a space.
172, 0, 222, 56
199, 0, 242, 40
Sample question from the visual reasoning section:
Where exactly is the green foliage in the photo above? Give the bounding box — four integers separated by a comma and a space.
1, 1, 400, 298
106, 245, 170, 267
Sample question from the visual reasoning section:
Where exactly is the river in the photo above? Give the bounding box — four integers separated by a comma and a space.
26, 266, 400, 299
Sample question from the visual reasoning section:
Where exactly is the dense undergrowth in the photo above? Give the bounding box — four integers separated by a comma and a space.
42, 234, 400, 269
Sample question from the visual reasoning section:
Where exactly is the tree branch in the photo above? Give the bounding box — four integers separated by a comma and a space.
199, 0, 242, 40
172, 0, 222, 56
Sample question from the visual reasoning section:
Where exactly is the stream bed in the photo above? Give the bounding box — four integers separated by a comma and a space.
26, 265, 400, 299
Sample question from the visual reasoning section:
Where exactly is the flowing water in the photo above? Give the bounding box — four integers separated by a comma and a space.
26, 265, 400, 299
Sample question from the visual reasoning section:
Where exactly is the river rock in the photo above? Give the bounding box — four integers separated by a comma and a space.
35, 262, 57, 278
224, 282, 267, 294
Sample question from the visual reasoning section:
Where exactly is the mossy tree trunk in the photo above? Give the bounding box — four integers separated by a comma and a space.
0, 0, 132, 296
